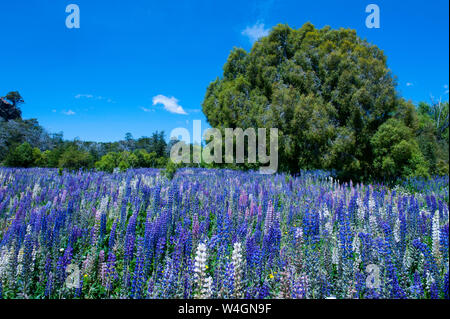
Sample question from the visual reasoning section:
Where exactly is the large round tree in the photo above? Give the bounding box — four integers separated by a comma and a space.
202, 23, 399, 180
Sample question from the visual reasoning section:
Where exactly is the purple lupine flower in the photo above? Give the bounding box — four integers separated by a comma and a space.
131, 237, 146, 299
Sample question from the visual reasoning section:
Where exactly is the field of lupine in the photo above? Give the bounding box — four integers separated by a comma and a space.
0, 167, 448, 299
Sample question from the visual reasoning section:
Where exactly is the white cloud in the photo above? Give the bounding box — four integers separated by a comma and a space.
152, 94, 187, 115
75, 94, 94, 99
242, 22, 270, 43
62, 110, 76, 116
75, 94, 114, 103
406, 82, 414, 87
141, 106, 154, 112
444, 84, 449, 94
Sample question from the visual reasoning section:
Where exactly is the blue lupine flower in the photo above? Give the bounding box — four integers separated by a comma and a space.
0, 167, 447, 299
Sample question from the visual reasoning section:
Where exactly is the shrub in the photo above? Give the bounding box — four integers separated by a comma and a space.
371, 118, 429, 180
4, 142, 40, 168
58, 146, 93, 170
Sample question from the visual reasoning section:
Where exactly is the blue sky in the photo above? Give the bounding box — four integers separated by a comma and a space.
0, 0, 448, 142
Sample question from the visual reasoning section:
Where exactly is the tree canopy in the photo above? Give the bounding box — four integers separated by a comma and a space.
202, 23, 413, 180
0, 91, 23, 121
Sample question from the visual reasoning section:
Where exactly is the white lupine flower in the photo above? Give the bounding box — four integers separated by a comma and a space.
32, 183, 41, 199
0, 247, 11, 280
80, 199, 86, 212
432, 211, 440, 262
231, 243, 243, 270
357, 197, 365, 222
368, 195, 375, 214
425, 271, 435, 291
332, 246, 339, 265
99, 196, 109, 214
31, 248, 38, 268
194, 242, 211, 298
295, 227, 303, 242
393, 216, 401, 243
117, 180, 127, 202
140, 175, 155, 187
325, 219, 333, 235
130, 177, 139, 191
111, 201, 120, 220
264, 201, 275, 235
403, 246, 413, 270
369, 215, 377, 234
352, 235, 362, 267
352, 235, 360, 252
380, 206, 386, 219
201, 276, 213, 299
231, 242, 244, 298
392, 201, 398, 216
16, 247, 24, 276
194, 242, 208, 279
322, 206, 333, 235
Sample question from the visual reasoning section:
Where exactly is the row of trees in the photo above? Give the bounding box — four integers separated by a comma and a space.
202, 23, 449, 181
1, 92, 174, 171
3, 142, 169, 172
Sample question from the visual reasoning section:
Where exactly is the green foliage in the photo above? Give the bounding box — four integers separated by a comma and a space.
0, 91, 23, 121
4, 91, 24, 106
58, 146, 93, 170
202, 23, 398, 181
0, 118, 54, 162
95, 149, 167, 172
41, 149, 63, 168
134, 149, 158, 167
4, 142, 40, 168
32, 147, 44, 167
156, 156, 168, 168
415, 101, 449, 175
163, 159, 179, 180
371, 119, 429, 180
96, 152, 119, 173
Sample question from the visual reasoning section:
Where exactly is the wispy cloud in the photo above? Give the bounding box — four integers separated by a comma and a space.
406, 82, 414, 87
140, 106, 154, 113
186, 108, 202, 113
152, 95, 187, 115
75, 94, 94, 99
62, 110, 76, 116
444, 84, 449, 94
242, 22, 270, 43
75, 94, 114, 103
